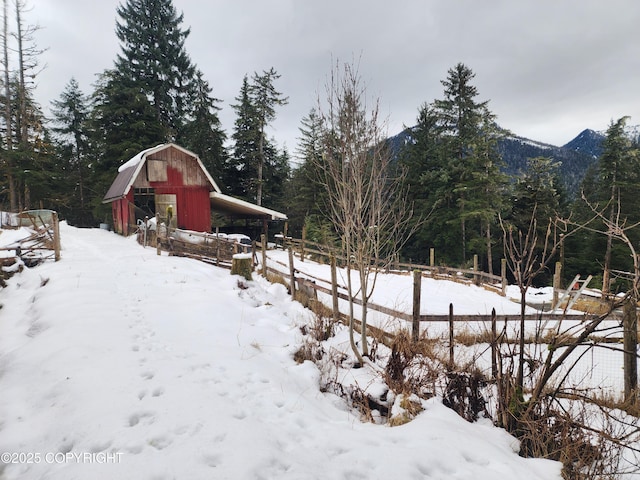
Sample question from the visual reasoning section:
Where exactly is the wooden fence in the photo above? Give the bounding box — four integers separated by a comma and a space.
0, 209, 61, 287
262, 246, 637, 403
276, 235, 507, 294
137, 216, 253, 269
0, 210, 61, 260
261, 248, 598, 332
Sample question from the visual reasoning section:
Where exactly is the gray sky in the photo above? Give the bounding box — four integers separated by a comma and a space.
33, 0, 640, 157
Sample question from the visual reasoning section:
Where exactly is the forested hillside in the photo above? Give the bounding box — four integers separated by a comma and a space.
388, 127, 604, 200
0, 0, 638, 292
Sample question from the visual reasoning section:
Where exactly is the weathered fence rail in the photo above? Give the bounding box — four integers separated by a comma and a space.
262, 249, 601, 330
0, 210, 61, 262
278, 236, 507, 295
137, 218, 253, 269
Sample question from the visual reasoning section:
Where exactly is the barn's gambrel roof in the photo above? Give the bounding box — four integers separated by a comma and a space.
102, 143, 221, 203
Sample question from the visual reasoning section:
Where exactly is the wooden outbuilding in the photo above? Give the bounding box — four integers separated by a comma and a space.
102, 143, 286, 235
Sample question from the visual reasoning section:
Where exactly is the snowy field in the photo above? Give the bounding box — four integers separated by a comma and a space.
265, 249, 628, 397
0, 223, 566, 479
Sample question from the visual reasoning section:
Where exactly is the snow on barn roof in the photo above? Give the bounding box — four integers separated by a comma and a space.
210, 191, 287, 220
102, 143, 221, 203
117, 144, 162, 173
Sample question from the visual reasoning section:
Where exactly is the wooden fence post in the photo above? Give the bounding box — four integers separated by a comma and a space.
288, 247, 296, 297
491, 308, 497, 380
330, 254, 339, 322
623, 298, 638, 405
429, 248, 435, 269
552, 261, 562, 309
215, 227, 220, 267
300, 225, 306, 262
283, 221, 288, 250
412, 270, 421, 342
261, 234, 267, 278
473, 254, 479, 285
156, 213, 161, 256
501, 258, 507, 296
143, 216, 149, 247
52, 212, 61, 261
449, 303, 455, 369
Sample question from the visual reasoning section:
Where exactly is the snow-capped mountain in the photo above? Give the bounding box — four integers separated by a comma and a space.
387, 127, 605, 199
498, 129, 602, 196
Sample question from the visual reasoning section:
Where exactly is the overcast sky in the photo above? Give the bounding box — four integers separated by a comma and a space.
33, 0, 640, 158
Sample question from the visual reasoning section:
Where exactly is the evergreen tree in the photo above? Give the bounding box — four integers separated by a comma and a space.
596, 117, 640, 292
4, 73, 53, 212
50, 78, 92, 225
400, 63, 507, 268
89, 69, 164, 222
225, 75, 260, 200
508, 156, 564, 284
510, 157, 562, 232
400, 104, 452, 263
287, 108, 326, 236
114, 0, 196, 141
226, 71, 288, 207
181, 70, 227, 182
248, 68, 288, 206
262, 145, 291, 212
0, 0, 49, 212
434, 63, 506, 265
565, 117, 640, 290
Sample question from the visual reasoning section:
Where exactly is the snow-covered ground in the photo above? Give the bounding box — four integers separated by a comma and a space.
265, 250, 538, 317
0, 223, 564, 479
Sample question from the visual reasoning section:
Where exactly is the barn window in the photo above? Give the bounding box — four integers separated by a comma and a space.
147, 158, 167, 182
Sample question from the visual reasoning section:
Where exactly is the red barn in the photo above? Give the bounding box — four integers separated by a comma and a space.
103, 143, 286, 235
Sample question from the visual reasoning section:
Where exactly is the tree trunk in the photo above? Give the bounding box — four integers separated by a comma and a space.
486, 221, 493, 276
602, 204, 615, 295
231, 253, 253, 281
623, 298, 638, 405
256, 129, 264, 206
3, 0, 15, 211
359, 268, 368, 357
461, 217, 466, 264
517, 287, 526, 391
346, 261, 364, 365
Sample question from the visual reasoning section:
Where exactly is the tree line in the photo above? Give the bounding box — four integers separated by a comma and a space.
291, 62, 640, 291
1, 0, 638, 291
0, 0, 290, 227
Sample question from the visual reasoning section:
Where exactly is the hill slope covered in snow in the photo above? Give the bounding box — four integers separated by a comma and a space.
0, 224, 560, 479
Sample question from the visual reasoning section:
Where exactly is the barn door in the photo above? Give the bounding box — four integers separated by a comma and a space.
155, 194, 177, 229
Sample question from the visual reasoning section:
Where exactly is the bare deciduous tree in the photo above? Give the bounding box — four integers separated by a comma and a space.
500, 206, 566, 391
314, 59, 415, 364
496, 199, 640, 477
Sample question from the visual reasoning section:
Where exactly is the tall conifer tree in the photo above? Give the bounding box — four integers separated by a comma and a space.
226, 75, 260, 200
248, 68, 288, 206
114, 0, 195, 141
227, 71, 288, 206
89, 69, 164, 221
597, 117, 640, 292
286, 109, 326, 236
181, 70, 227, 182
50, 78, 92, 224
401, 63, 506, 268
